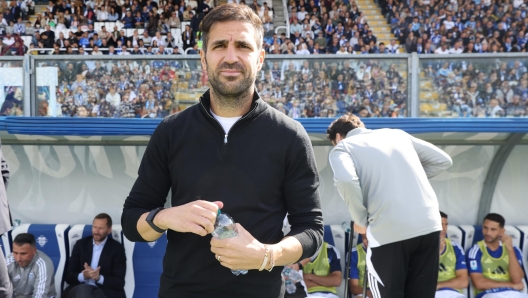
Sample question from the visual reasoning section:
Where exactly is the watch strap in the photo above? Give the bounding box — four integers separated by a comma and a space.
146, 207, 165, 233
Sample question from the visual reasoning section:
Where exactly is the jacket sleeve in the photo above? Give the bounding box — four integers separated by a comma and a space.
65, 241, 82, 286
100, 242, 126, 291
410, 135, 453, 178
122, 119, 171, 242
32, 255, 55, 298
328, 144, 368, 228
283, 123, 323, 261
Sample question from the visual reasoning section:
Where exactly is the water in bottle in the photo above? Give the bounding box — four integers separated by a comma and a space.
211, 210, 248, 276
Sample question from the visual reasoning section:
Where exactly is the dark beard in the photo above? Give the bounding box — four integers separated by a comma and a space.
206, 59, 255, 110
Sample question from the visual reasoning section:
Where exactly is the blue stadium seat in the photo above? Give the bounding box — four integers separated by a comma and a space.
123, 233, 167, 298
447, 225, 464, 247
11, 224, 70, 298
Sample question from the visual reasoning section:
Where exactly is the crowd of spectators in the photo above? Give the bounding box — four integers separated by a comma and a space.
0, 0, 279, 55
31, 57, 408, 118
423, 58, 528, 117
276, 0, 528, 55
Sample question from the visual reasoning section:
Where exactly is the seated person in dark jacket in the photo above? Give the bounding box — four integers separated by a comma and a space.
64, 213, 126, 298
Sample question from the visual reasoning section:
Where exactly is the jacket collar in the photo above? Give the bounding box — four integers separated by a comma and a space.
346, 127, 369, 138
199, 88, 267, 123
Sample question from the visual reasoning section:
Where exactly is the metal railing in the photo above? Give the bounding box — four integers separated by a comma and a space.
2, 52, 528, 118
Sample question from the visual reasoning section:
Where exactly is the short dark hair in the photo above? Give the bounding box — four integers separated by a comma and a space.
94, 213, 112, 228
326, 113, 365, 142
13, 233, 36, 247
440, 211, 448, 219
200, 3, 263, 53
484, 213, 505, 227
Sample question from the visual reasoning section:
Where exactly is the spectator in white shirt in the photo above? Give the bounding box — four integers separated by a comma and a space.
449, 39, 464, 54
435, 43, 450, 54
3, 33, 15, 46
387, 39, 400, 54
141, 31, 152, 46
91, 45, 104, 55
336, 45, 349, 54
296, 43, 310, 54
119, 45, 131, 55
105, 87, 121, 108
443, 16, 455, 30
151, 32, 165, 47
297, 6, 308, 21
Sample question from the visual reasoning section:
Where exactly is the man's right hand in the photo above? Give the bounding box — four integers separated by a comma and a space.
156, 200, 223, 236
512, 282, 524, 291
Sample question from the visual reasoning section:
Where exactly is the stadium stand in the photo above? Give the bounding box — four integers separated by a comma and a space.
30, 57, 409, 118
419, 57, 528, 117
123, 232, 167, 298
10, 224, 70, 298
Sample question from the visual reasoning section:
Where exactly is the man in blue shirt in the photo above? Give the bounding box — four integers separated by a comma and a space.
467, 213, 526, 298
436, 211, 468, 298
64, 213, 126, 298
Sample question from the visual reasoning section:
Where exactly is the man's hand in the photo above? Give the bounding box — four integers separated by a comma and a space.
83, 263, 100, 280
513, 282, 524, 291
287, 263, 300, 271
210, 223, 266, 271
500, 233, 513, 250
354, 223, 367, 234
157, 200, 223, 236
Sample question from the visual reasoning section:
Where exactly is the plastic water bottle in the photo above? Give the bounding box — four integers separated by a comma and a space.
282, 267, 303, 294
13, 219, 21, 230
211, 210, 248, 276
342, 221, 351, 233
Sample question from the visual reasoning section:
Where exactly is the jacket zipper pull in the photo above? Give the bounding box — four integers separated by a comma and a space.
224, 134, 228, 144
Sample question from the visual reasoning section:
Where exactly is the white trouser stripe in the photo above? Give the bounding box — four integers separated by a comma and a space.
369, 272, 381, 298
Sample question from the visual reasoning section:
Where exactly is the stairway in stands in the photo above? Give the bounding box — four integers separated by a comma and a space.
29, 4, 48, 24
355, 0, 403, 52
272, 0, 285, 32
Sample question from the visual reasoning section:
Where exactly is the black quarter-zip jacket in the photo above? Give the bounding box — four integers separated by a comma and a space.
122, 90, 323, 298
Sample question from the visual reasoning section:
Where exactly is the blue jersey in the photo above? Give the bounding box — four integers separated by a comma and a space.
467, 243, 524, 298
349, 245, 364, 280
438, 240, 467, 293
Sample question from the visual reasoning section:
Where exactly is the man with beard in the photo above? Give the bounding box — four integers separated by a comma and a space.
122, 3, 323, 297
64, 213, 126, 298
467, 213, 526, 298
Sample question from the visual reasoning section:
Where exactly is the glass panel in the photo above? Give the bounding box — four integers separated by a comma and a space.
33, 56, 409, 118
35, 58, 202, 118
419, 56, 528, 118
0, 60, 25, 117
